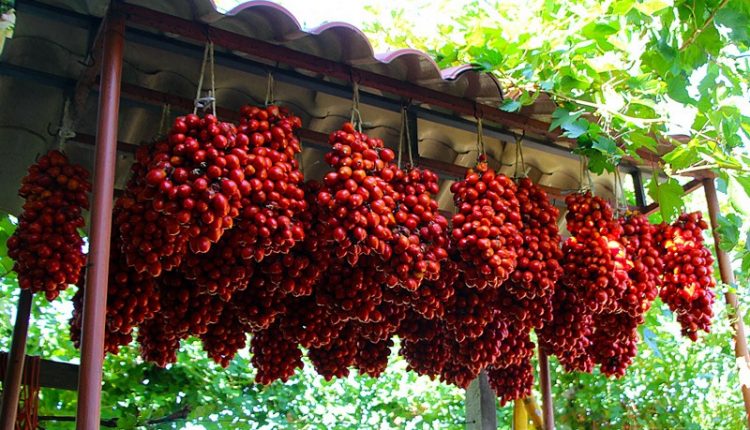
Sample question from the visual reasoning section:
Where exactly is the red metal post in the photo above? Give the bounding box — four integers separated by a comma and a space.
75, 9, 124, 430
703, 178, 750, 428
538, 348, 555, 430
0, 289, 33, 430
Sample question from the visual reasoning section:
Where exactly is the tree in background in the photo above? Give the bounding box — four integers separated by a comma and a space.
363, 0, 750, 222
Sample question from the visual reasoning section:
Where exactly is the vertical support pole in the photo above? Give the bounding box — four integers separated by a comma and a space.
75, 9, 124, 430
465, 371, 497, 430
703, 178, 750, 429
538, 349, 554, 430
0, 289, 33, 430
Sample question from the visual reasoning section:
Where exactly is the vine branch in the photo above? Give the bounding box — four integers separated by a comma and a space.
679, 0, 730, 51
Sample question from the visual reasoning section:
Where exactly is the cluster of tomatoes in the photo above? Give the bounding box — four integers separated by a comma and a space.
540, 190, 716, 377
8, 104, 720, 404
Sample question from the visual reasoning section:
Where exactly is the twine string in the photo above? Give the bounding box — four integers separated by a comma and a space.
194, 41, 216, 114
397, 107, 405, 169
264, 72, 274, 107
513, 132, 526, 178
405, 108, 414, 166
475, 117, 486, 163
56, 99, 76, 151
209, 41, 216, 116
350, 81, 363, 132
615, 167, 628, 215
158, 103, 171, 136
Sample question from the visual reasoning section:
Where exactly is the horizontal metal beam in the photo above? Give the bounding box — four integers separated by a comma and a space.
642, 178, 703, 216
119, 3, 561, 138
118, 3, 663, 171
0, 62, 76, 90
16, 0, 97, 29
0, 58, 654, 213
0, 353, 78, 391
123, 22, 583, 163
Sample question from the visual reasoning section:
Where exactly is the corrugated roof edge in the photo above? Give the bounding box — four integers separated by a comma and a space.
200, 0, 485, 82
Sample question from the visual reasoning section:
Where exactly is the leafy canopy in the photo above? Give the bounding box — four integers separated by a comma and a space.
362, 0, 750, 272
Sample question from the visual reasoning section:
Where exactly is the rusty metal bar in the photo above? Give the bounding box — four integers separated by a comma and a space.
75, 9, 124, 429
0, 290, 33, 430
703, 178, 750, 428
120, 3, 560, 142
0, 353, 79, 391
538, 349, 554, 430
642, 179, 703, 216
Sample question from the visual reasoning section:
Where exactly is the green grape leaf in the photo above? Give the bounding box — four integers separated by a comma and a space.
634, 0, 672, 15
717, 213, 742, 252
499, 99, 522, 112
662, 144, 701, 170
732, 174, 750, 200
715, 6, 750, 45
647, 175, 684, 222
549, 107, 584, 131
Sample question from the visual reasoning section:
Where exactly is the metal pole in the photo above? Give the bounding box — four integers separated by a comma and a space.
703, 178, 750, 428
0, 289, 33, 430
538, 349, 554, 430
75, 9, 124, 430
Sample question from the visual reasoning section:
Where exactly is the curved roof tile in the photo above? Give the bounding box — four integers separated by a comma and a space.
121, 0, 504, 101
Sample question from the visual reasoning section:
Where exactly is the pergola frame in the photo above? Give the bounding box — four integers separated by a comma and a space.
0, 1, 747, 429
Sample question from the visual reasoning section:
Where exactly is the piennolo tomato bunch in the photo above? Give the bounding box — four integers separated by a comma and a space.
6, 104, 718, 405
8, 150, 90, 301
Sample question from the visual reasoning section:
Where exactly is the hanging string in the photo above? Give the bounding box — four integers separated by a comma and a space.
654, 163, 668, 221
193, 41, 216, 115
264, 72, 274, 107
578, 154, 594, 193
350, 81, 363, 132
513, 132, 526, 178
397, 107, 405, 169
405, 108, 414, 166
475, 117, 486, 163
586, 157, 595, 194
613, 167, 621, 215
615, 169, 628, 211
193, 42, 209, 114
55, 99, 76, 151
209, 41, 216, 116
158, 103, 171, 137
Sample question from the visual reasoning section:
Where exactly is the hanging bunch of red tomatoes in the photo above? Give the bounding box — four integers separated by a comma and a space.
6, 101, 720, 406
